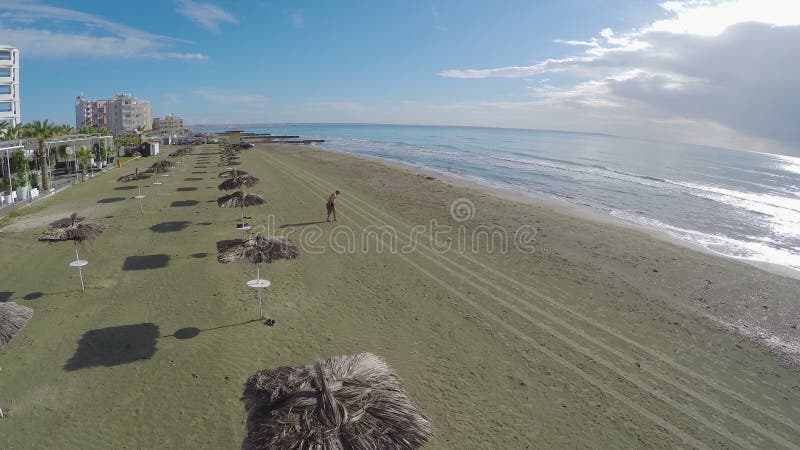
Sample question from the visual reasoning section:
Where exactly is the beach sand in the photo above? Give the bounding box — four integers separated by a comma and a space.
1, 143, 800, 448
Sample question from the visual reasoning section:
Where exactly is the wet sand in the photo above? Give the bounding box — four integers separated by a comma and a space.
1, 143, 800, 448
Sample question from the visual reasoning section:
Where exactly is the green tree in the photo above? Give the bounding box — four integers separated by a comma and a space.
115, 133, 141, 155
10, 149, 29, 187
75, 147, 92, 182
96, 142, 108, 163
24, 120, 64, 190
80, 125, 112, 136
0, 121, 8, 188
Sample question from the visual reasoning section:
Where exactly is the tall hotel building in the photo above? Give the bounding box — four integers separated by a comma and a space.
0, 46, 20, 126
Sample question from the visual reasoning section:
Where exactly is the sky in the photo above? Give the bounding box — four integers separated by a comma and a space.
1, 0, 798, 155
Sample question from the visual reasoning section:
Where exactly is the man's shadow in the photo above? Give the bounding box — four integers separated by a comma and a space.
280, 221, 328, 229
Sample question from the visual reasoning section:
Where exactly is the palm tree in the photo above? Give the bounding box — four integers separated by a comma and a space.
0, 120, 7, 139
24, 120, 62, 190
3, 122, 25, 140
75, 147, 92, 182
79, 125, 111, 136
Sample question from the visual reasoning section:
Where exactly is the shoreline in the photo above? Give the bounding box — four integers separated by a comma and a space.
309, 141, 800, 281
297, 141, 800, 364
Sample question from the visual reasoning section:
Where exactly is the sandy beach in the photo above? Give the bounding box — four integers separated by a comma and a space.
2, 142, 800, 448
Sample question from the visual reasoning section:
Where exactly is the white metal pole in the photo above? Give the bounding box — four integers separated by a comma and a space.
258, 288, 263, 319
4, 148, 12, 196
74, 242, 85, 291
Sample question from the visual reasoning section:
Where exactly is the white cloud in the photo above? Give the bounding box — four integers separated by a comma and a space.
0, 1, 208, 60
174, 0, 237, 33
438, 0, 800, 152
648, 0, 800, 36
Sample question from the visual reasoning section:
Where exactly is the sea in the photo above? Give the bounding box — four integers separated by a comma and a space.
202, 124, 800, 273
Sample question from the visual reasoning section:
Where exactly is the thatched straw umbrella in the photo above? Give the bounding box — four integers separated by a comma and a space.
216, 235, 297, 318
218, 175, 260, 191
218, 160, 241, 167
218, 169, 248, 178
0, 302, 33, 349
241, 352, 433, 449
218, 191, 265, 233
168, 147, 193, 158
117, 168, 150, 209
39, 213, 106, 291
0, 301, 33, 417
117, 169, 151, 183
145, 160, 176, 173
144, 160, 176, 195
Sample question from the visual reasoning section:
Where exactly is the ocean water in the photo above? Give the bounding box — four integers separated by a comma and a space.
208, 124, 800, 272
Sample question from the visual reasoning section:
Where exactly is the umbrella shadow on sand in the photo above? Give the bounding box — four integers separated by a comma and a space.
150, 221, 192, 233
159, 319, 262, 341
122, 254, 170, 271
64, 323, 159, 371
9, 290, 82, 301
173, 252, 209, 260
171, 200, 199, 207
97, 197, 126, 204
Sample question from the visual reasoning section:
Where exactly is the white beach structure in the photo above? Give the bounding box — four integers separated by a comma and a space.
0, 46, 20, 127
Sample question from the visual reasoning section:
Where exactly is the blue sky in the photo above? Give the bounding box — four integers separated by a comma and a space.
1, 0, 798, 154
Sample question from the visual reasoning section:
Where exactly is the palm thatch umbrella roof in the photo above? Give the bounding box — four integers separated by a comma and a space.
216, 235, 298, 264
168, 147, 193, 157
241, 352, 433, 450
39, 213, 107, 242
219, 169, 249, 178
217, 191, 265, 208
218, 160, 241, 167
0, 302, 34, 349
117, 171, 151, 182
219, 175, 260, 191
144, 160, 176, 173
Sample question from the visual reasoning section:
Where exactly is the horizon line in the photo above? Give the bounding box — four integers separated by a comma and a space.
186, 122, 619, 139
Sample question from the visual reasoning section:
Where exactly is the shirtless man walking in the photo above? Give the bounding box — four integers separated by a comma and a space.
326, 190, 340, 222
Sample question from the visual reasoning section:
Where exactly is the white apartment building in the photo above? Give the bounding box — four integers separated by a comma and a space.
75, 92, 152, 135
0, 46, 20, 127
109, 93, 152, 135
